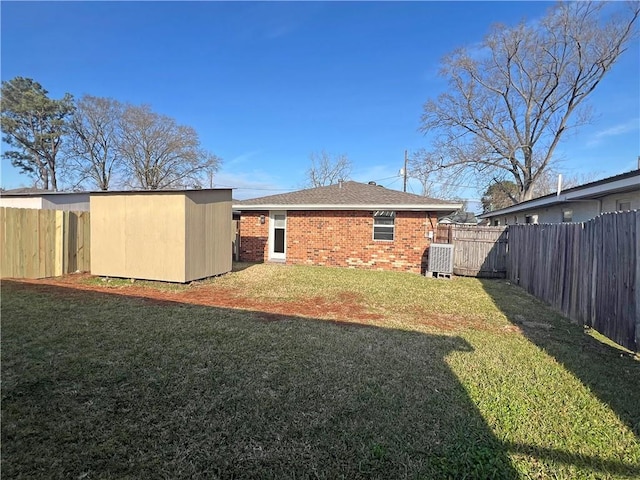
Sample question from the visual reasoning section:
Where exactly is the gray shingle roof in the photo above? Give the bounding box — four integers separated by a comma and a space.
233, 181, 462, 211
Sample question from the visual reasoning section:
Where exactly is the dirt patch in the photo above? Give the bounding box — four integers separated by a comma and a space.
7, 275, 516, 334
7, 274, 383, 324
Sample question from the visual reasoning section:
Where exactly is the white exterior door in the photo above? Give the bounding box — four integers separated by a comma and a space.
269, 211, 287, 261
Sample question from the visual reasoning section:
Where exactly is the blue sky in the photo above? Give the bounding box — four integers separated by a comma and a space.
1, 1, 638, 205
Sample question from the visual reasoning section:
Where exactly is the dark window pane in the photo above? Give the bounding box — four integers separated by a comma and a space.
274, 228, 285, 253
374, 227, 394, 241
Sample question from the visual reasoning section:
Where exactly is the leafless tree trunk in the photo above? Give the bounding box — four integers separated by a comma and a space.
67, 96, 124, 190
421, 2, 639, 202
305, 151, 352, 187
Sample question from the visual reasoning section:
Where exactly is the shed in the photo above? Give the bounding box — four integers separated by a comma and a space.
90, 189, 232, 283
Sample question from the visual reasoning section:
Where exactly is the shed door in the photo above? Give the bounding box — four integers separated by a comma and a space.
269, 211, 286, 261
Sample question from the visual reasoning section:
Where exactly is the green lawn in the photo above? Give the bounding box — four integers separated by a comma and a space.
2, 264, 639, 479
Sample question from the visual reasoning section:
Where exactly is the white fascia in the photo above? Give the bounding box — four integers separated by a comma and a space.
232, 203, 464, 212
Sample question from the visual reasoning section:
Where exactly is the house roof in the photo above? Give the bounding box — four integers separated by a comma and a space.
1, 187, 51, 195
0, 189, 90, 198
479, 169, 640, 218
233, 181, 463, 212
439, 211, 479, 225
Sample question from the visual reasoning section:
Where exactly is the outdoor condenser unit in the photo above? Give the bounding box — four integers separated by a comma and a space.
427, 243, 454, 276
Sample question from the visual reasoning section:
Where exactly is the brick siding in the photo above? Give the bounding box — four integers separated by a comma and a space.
239, 210, 438, 273
239, 211, 270, 262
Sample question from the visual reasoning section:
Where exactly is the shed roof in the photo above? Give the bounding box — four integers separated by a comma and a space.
233, 181, 462, 212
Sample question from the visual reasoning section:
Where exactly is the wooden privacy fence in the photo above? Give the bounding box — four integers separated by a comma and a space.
436, 225, 508, 278
0, 207, 90, 279
508, 211, 639, 352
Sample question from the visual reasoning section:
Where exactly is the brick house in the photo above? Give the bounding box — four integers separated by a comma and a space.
233, 181, 461, 273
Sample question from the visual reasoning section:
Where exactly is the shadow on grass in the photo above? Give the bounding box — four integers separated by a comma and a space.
2, 280, 517, 479
480, 278, 640, 440
230, 261, 258, 273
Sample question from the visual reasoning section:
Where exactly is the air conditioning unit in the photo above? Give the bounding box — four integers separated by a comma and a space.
427, 243, 454, 278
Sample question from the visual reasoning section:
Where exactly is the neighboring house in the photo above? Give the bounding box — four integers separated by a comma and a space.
233, 181, 461, 273
0, 189, 90, 211
438, 210, 479, 225
479, 169, 640, 226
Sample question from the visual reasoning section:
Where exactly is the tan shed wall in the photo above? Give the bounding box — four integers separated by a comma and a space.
91, 194, 187, 282
90, 195, 126, 276
91, 189, 232, 283
184, 190, 232, 281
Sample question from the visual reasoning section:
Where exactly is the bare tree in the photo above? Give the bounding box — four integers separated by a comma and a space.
408, 149, 468, 199
530, 169, 601, 198
421, 2, 639, 202
67, 95, 124, 190
118, 104, 220, 190
305, 151, 352, 187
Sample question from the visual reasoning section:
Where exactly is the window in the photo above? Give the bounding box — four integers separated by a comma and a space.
493, 219, 500, 226
373, 211, 395, 241
525, 214, 538, 224
562, 209, 573, 223
617, 201, 631, 212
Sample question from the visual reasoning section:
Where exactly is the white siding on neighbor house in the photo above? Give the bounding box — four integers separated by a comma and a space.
0, 197, 43, 209
492, 190, 640, 225
601, 190, 640, 213
0, 193, 90, 211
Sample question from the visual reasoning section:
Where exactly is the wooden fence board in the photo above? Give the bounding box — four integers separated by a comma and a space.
508, 211, 638, 352
0, 207, 90, 279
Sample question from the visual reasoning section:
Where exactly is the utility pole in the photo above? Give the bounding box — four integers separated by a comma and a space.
403, 150, 408, 192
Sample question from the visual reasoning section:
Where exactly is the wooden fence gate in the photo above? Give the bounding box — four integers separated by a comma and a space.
436, 225, 508, 278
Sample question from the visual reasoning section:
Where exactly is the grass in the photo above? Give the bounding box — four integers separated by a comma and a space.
2, 263, 639, 479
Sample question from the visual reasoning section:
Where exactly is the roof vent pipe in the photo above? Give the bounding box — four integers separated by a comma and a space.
338, 179, 343, 188
556, 174, 563, 196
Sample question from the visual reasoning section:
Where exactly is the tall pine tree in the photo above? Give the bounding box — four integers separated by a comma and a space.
1, 77, 74, 190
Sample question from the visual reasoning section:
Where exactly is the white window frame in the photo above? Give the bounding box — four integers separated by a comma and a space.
373, 211, 395, 241
268, 210, 286, 261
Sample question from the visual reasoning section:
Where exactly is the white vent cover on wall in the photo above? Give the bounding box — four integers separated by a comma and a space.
428, 243, 454, 274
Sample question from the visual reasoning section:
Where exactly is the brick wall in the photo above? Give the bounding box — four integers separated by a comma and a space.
239, 211, 269, 262
239, 210, 438, 273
